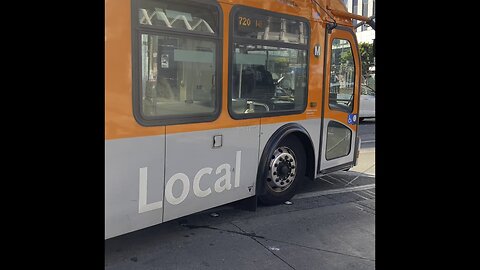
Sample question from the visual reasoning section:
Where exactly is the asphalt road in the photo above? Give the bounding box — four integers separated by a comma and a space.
105, 170, 375, 270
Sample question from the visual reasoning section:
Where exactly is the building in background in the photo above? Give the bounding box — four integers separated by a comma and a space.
342, 0, 375, 83
342, 0, 375, 44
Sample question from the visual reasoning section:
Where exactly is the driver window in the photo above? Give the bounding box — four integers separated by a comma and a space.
329, 39, 355, 113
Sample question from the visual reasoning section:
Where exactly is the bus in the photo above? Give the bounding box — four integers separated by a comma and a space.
105, 0, 374, 239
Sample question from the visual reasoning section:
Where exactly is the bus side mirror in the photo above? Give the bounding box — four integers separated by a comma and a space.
367, 19, 375, 30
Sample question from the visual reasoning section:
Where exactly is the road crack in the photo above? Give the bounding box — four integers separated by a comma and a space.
230, 222, 297, 270
264, 238, 375, 262
182, 220, 375, 264
230, 223, 375, 263
181, 224, 265, 239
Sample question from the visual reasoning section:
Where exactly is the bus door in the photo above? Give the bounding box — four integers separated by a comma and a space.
318, 27, 360, 173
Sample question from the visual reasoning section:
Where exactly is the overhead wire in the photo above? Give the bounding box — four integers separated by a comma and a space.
310, 0, 337, 29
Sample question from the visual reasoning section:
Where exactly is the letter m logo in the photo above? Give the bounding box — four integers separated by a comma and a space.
314, 45, 321, 57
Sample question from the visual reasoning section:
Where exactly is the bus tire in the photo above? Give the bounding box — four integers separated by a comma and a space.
258, 136, 306, 205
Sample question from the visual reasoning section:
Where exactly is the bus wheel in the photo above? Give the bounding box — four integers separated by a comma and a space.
259, 136, 306, 205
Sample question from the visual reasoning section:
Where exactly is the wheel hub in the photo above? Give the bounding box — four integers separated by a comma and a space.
267, 146, 296, 192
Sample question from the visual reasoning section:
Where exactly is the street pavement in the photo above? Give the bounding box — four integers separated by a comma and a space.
105, 122, 375, 270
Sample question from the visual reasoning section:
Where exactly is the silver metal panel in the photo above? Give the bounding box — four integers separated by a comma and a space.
319, 118, 357, 171
259, 119, 321, 174
105, 135, 166, 239
163, 125, 260, 221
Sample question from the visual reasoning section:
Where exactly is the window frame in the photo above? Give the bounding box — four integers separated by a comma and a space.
228, 5, 310, 120
131, 0, 223, 126
328, 38, 356, 114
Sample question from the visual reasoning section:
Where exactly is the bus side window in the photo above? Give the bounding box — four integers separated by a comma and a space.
229, 8, 309, 117
134, 0, 221, 125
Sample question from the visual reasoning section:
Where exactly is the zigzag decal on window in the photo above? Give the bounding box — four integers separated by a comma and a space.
139, 8, 214, 34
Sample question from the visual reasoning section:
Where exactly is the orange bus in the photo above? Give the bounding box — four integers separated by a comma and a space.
105, 0, 373, 239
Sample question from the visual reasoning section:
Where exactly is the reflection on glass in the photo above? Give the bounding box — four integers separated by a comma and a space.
234, 11, 308, 44
138, 0, 218, 34
326, 121, 352, 160
329, 39, 355, 113
141, 34, 216, 117
231, 44, 307, 114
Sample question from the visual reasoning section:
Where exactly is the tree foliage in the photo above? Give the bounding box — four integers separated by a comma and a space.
359, 42, 374, 75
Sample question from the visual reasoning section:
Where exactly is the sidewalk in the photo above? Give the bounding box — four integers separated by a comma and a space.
351, 147, 375, 176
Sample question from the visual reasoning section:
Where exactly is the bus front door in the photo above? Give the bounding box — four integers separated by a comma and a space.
319, 27, 361, 174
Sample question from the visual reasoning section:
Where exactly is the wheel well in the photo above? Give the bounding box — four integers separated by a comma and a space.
285, 132, 315, 181
256, 124, 316, 197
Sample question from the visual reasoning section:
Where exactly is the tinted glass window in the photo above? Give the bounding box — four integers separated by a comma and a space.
231, 44, 307, 114
141, 34, 216, 117
329, 39, 355, 113
326, 121, 352, 160
134, 0, 221, 124
234, 11, 308, 45
230, 7, 309, 117
138, 0, 218, 34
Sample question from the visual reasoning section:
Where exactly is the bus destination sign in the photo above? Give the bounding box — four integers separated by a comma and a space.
237, 15, 266, 32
